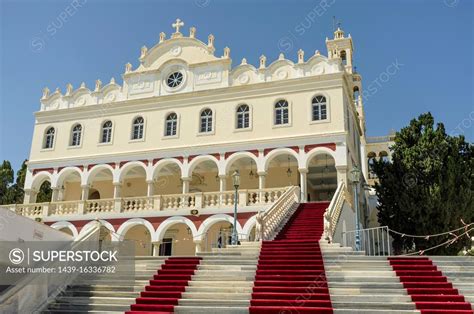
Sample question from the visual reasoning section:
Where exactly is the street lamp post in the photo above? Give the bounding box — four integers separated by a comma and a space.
231, 170, 240, 245
350, 166, 361, 251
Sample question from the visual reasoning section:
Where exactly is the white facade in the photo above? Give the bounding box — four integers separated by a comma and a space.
13, 21, 374, 255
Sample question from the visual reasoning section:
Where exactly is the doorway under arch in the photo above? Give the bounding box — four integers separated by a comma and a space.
306, 153, 337, 201
123, 225, 152, 256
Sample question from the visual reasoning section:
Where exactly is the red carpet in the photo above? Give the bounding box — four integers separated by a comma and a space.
249, 202, 334, 314
125, 257, 201, 314
389, 257, 473, 314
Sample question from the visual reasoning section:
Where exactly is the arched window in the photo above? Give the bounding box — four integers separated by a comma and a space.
101, 120, 113, 143
200, 109, 213, 133
353, 86, 360, 102
43, 127, 55, 149
379, 151, 389, 163
70, 124, 82, 146
165, 113, 178, 136
312, 95, 327, 121
367, 152, 377, 179
340, 50, 347, 66
236, 104, 250, 129
131, 117, 144, 140
274, 100, 289, 125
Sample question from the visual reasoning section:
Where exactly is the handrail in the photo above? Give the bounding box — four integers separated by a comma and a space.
257, 186, 300, 241
342, 226, 392, 256
323, 181, 346, 242
0, 221, 101, 312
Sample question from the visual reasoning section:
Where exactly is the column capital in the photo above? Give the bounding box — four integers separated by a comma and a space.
146, 179, 154, 184
80, 184, 91, 189
298, 168, 309, 174
218, 174, 227, 179
257, 171, 267, 176
113, 182, 122, 187
181, 176, 192, 182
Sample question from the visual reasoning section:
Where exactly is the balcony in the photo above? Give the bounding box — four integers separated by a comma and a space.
4, 187, 287, 221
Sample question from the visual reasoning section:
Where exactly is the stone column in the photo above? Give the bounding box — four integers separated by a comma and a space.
152, 241, 161, 256
219, 175, 227, 206
80, 185, 90, 201
219, 175, 227, 192
78, 184, 90, 214
146, 180, 155, 197
113, 182, 122, 212
257, 171, 267, 204
194, 240, 202, 255
336, 165, 348, 187
146, 180, 154, 210
298, 168, 308, 203
23, 189, 36, 204
51, 187, 60, 202
258, 171, 266, 189
182, 177, 191, 194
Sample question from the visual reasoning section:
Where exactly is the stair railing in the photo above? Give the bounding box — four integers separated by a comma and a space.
323, 181, 346, 243
257, 185, 300, 241
342, 226, 392, 256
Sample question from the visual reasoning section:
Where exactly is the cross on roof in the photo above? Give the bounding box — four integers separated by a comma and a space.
172, 18, 184, 33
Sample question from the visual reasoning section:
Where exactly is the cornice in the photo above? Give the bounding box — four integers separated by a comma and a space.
35, 73, 344, 123
27, 131, 348, 168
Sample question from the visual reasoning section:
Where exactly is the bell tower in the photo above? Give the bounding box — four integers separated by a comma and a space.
326, 25, 354, 73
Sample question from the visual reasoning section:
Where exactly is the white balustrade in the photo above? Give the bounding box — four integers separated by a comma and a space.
121, 196, 152, 212
9, 187, 293, 219
85, 198, 114, 214
323, 181, 346, 242
258, 186, 300, 240
14, 203, 45, 218
160, 193, 194, 210
49, 201, 79, 215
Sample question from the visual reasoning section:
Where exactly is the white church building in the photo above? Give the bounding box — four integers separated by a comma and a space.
7, 19, 390, 256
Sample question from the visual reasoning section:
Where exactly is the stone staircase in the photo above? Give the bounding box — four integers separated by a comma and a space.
173, 242, 260, 314
321, 241, 474, 313
39, 200, 473, 313
43, 256, 167, 313
321, 241, 419, 314
431, 256, 474, 307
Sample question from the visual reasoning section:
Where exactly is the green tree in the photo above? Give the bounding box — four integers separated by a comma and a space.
372, 113, 473, 255
0, 160, 15, 204
36, 181, 52, 203
12, 160, 28, 203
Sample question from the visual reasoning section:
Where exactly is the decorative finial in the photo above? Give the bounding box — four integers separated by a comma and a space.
241, 58, 247, 65
95, 79, 102, 92
278, 53, 285, 60
125, 62, 132, 73
259, 55, 266, 69
80, 82, 86, 89
66, 83, 73, 96
298, 49, 304, 63
223, 47, 230, 58
140, 46, 148, 59
207, 34, 214, 48
55, 87, 60, 93
110, 77, 115, 84
42, 87, 50, 99
172, 18, 184, 33
159, 32, 166, 43
189, 27, 196, 38
315, 50, 320, 56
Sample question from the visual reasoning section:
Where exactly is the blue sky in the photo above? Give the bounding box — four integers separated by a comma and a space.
1, 0, 473, 171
